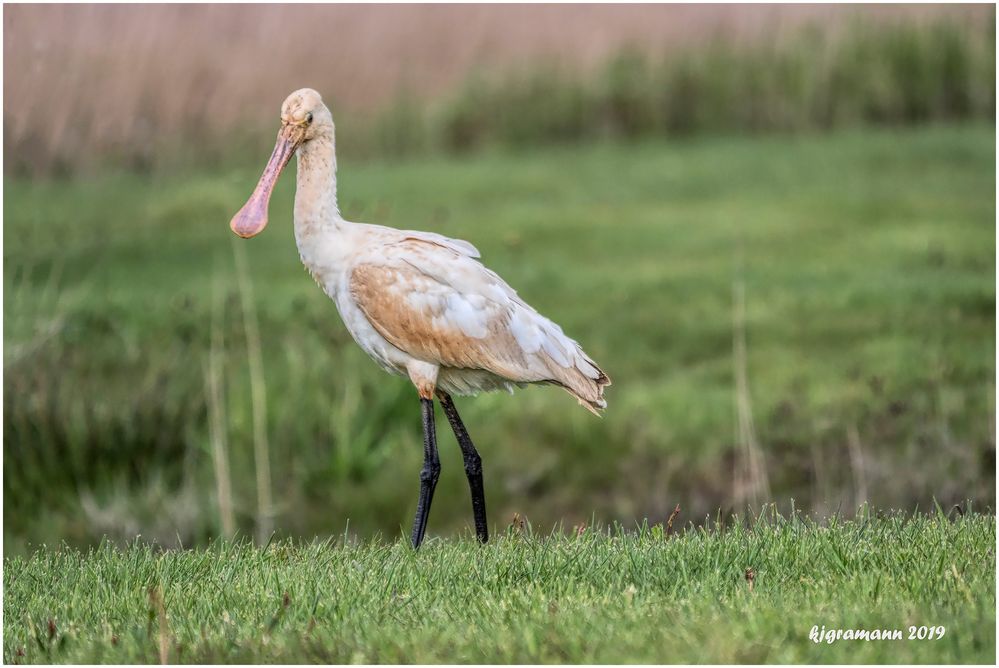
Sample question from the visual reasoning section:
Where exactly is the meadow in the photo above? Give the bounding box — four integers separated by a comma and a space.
4, 123, 995, 552
3, 511, 995, 663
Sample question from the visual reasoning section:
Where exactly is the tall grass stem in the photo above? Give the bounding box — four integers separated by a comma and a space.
232, 239, 274, 544
732, 279, 771, 507
206, 262, 236, 538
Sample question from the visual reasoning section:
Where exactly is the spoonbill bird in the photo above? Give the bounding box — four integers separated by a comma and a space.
230, 88, 610, 548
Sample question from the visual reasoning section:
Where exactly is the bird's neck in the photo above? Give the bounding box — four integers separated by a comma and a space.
293, 134, 347, 276
294, 134, 340, 231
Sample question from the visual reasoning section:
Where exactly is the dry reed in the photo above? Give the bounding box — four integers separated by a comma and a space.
206, 262, 235, 539
846, 424, 868, 511
4, 4, 988, 175
732, 279, 771, 508
232, 239, 273, 544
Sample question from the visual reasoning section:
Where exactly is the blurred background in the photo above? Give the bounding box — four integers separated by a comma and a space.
3, 4, 995, 553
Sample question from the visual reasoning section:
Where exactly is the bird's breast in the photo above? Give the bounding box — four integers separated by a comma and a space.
294, 225, 346, 299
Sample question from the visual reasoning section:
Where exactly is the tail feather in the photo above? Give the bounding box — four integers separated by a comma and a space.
548, 359, 611, 416
500, 299, 611, 414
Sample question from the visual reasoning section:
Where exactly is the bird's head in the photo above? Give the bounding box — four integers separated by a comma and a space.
229, 88, 333, 238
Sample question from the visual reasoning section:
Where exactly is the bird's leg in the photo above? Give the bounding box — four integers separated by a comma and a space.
410, 397, 440, 549
437, 391, 488, 544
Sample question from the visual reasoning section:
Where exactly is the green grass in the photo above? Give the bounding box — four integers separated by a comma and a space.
3, 511, 994, 663
3, 124, 996, 551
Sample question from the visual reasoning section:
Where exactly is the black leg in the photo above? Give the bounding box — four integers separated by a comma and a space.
411, 397, 440, 549
437, 391, 488, 544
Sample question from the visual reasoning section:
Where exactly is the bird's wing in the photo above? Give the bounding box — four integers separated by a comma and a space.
349, 238, 609, 411
399, 229, 480, 258
363, 223, 481, 258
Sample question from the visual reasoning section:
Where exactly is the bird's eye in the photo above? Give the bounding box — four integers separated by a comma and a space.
306, 112, 313, 124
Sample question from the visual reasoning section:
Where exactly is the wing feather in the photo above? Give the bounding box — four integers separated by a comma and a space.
349, 239, 610, 412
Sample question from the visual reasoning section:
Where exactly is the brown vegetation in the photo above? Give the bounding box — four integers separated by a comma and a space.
3, 4, 991, 175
